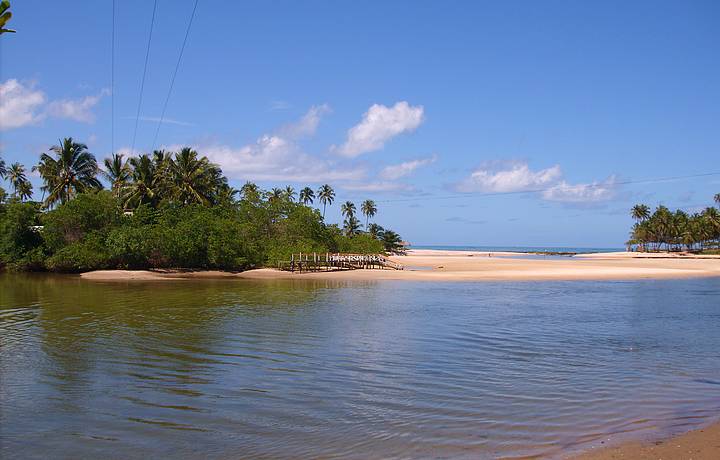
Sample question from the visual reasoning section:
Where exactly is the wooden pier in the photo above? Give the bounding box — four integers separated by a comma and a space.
277, 253, 404, 272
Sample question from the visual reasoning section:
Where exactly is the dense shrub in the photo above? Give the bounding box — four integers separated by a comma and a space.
0, 201, 45, 269
42, 191, 120, 251
45, 233, 112, 272
1, 188, 403, 272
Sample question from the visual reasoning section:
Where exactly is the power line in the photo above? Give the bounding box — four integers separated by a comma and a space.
372, 171, 720, 204
130, 0, 158, 156
111, 0, 115, 156
151, 0, 199, 152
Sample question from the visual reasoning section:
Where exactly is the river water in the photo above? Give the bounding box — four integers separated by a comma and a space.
1, 274, 719, 459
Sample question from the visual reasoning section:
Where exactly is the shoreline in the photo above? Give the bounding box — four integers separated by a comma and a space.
80, 249, 720, 282
571, 420, 720, 460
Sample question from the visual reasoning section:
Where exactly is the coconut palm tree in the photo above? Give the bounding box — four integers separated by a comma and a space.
166, 147, 219, 205
284, 186, 296, 202
715, 193, 720, 206
367, 223, 384, 239
123, 154, 159, 209
381, 229, 405, 254
361, 199, 377, 228
631, 204, 650, 222
269, 187, 284, 203
0, 0, 16, 34
343, 215, 361, 236
0, 154, 6, 178
341, 201, 356, 220
16, 180, 33, 201
317, 184, 335, 219
102, 153, 131, 198
34, 138, 102, 208
240, 181, 260, 200
299, 186, 314, 205
7, 162, 27, 196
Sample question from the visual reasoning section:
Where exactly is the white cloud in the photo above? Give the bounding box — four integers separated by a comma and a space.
380, 155, 437, 180
0, 79, 47, 129
0, 79, 107, 129
189, 135, 363, 183
341, 181, 414, 192
455, 162, 562, 193
336, 101, 424, 157
541, 176, 617, 203
46, 89, 108, 123
159, 106, 362, 183
280, 104, 330, 139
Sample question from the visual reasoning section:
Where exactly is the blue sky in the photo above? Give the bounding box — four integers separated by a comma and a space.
1, 0, 718, 247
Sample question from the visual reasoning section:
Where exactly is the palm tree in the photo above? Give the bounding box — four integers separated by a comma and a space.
0, 154, 6, 178
167, 147, 219, 205
343, 215, 361, 236
284, 186, 296, 202
317, 184, 335, 219
714, 193, 720, 206
361, 199, 377, 228
0, 0, 16, 35
381, 230, 405, 254
34, 138, 102, 208
631, 204, 650, 222
299, 186, 314, 205
123, 154, 159, 209
341, 201, 356, 220
102, 153, 131, 198
16, 180, 33, 201
367, 223, 384, 239
7, 162, 27, 196
240, 181, 260, 200
269, 187, 284, 203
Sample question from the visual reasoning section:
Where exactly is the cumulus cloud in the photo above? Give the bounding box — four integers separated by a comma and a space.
336, 101, 424, 157
46, 89, 108, 123
279, 104, 330, 139
455, 161, 562, 193
380, 155, 437, 180
0, 79, 47, 129
453, 160, 618, 204
161, 106, 362, 183
194, 135, 364, 183
541, 176, 617, 203
0, 79, 107, 129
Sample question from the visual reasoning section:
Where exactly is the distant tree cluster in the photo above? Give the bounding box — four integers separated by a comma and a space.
0, 139, 406, 272
628, 195, 720, 252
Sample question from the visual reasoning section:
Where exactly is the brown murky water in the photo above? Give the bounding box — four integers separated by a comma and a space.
1, 274, 719, 459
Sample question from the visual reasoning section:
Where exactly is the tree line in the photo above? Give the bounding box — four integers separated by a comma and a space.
0, 138, 405, 272
629, 195, 720, 252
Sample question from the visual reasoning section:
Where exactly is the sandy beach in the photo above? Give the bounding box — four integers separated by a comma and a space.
81, 249, 720, 282
572, 421, 720, 460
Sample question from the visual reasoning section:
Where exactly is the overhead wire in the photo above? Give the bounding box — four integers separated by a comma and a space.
151, 0, 199, 152
371, 171, 720, 204
130, 0, 159, 156
111, 0, 115, 156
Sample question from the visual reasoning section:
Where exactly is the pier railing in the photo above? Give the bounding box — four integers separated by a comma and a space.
277, 253, 404, 272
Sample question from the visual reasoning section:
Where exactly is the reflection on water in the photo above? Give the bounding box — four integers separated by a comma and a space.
1, 274, 719, 459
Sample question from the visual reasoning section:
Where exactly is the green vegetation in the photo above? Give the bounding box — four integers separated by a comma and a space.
0, 0, 15, 35
0, 142, 405, 272
628, 195, 720, 252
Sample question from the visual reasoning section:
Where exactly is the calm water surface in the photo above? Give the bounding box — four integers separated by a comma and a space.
1, 274, 719, 459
